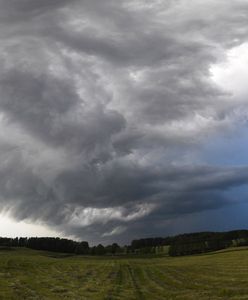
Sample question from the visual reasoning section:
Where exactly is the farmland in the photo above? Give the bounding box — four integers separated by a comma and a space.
0, 247, 248, 299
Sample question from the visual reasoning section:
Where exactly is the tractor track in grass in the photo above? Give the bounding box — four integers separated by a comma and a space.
126, 264, 144, 300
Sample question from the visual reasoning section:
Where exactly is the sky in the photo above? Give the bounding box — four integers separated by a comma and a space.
0, 0, 248, 245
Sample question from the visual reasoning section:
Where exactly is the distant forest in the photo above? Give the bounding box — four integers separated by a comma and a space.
1, 230, 248, 256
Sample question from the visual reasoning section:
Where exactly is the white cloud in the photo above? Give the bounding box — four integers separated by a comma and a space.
68, 203, 156, 227
210, 43, 248, 98
102, 226, 127, 237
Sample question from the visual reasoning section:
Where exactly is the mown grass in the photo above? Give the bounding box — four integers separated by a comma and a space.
0, 247, 248, 299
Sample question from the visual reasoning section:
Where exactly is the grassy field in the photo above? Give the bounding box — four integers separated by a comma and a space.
0, 247, 248, 299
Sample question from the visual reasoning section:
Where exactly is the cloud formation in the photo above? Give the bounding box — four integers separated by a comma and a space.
0, 0, 248, 243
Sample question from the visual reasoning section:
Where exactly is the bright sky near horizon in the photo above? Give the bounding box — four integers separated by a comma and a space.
0, 214, 61, 238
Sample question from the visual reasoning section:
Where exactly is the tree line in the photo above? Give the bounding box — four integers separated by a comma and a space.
1, 229, 248, 256
168, 230, 248, 256
130, 230, 248, 256
0, 237, 124, 255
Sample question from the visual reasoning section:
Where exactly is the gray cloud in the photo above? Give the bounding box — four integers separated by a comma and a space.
0, 0, 248, 243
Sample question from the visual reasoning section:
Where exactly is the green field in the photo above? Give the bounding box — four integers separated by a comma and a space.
1, 247, 248, 299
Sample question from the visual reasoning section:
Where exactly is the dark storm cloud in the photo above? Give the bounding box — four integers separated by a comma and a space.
0, 0, 248, 242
